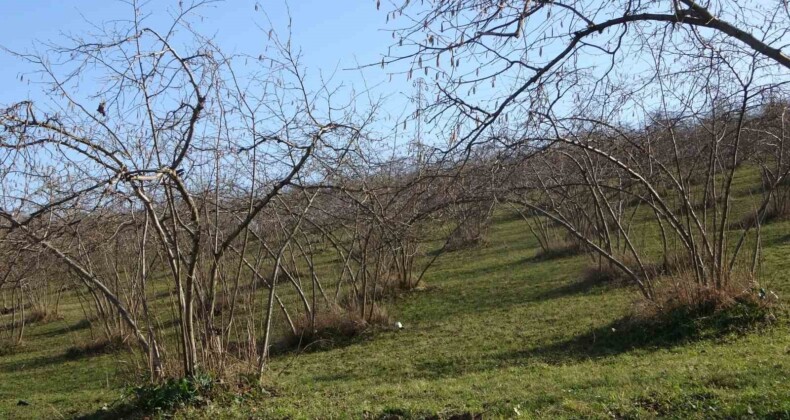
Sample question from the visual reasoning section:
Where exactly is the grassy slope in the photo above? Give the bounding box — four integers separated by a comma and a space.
0, 319, 126, 418
207, 219, 789, 418
2, 168, 789, 419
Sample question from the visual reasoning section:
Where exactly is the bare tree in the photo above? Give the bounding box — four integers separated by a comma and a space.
0, 1, 380, 379
380, 0, 790, 301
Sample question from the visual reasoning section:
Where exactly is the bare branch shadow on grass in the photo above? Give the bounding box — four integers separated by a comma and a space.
0, 353, 82, 373
402, 258, 615, 325
75, 404, 142, 420
420, 258, 632, 322
311, 371, 356, 382
496, 298, 777, 366
762, 228, 790, 247
407, 298, 777, 381
528, 267, 631, 302
36, 318, 92, 338
226, 327, 383, 362
0, 337, 128, 373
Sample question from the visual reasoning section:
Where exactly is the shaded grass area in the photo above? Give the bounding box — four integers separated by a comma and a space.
0, 316, 132, 419
2, 167, 789, 419
501, 294, 780, 366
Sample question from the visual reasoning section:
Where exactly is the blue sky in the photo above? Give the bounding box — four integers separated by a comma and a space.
0, 0, 407, 111
3, 0, 785, 148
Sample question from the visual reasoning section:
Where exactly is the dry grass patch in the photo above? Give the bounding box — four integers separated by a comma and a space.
64, 335, 128, 359
532, 239, 585, 261
630, 273, 782, 341
278, 303, 392, 353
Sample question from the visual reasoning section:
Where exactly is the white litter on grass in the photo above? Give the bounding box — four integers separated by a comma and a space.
395, 321, 403, 329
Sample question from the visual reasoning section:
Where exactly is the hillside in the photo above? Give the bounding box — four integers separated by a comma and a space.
3, 1, 790, 418
1, 168, 788, 419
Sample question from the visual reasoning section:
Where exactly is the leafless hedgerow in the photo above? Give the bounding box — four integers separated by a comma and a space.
380, 0, 790, 302
0, 1, 397, 381
2, 0, 788, 387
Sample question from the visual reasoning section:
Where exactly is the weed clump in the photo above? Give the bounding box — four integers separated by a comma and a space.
130, 372, 215, 413
628, 279, 781, 344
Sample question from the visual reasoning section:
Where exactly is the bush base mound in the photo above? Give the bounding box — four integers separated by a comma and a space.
277, 305, 392, 354
627, 284, 781, 346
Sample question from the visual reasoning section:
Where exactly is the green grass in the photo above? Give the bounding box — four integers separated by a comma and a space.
0, 318, 129, 419
2, 168, 789, 419
203, 213, 787, 419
